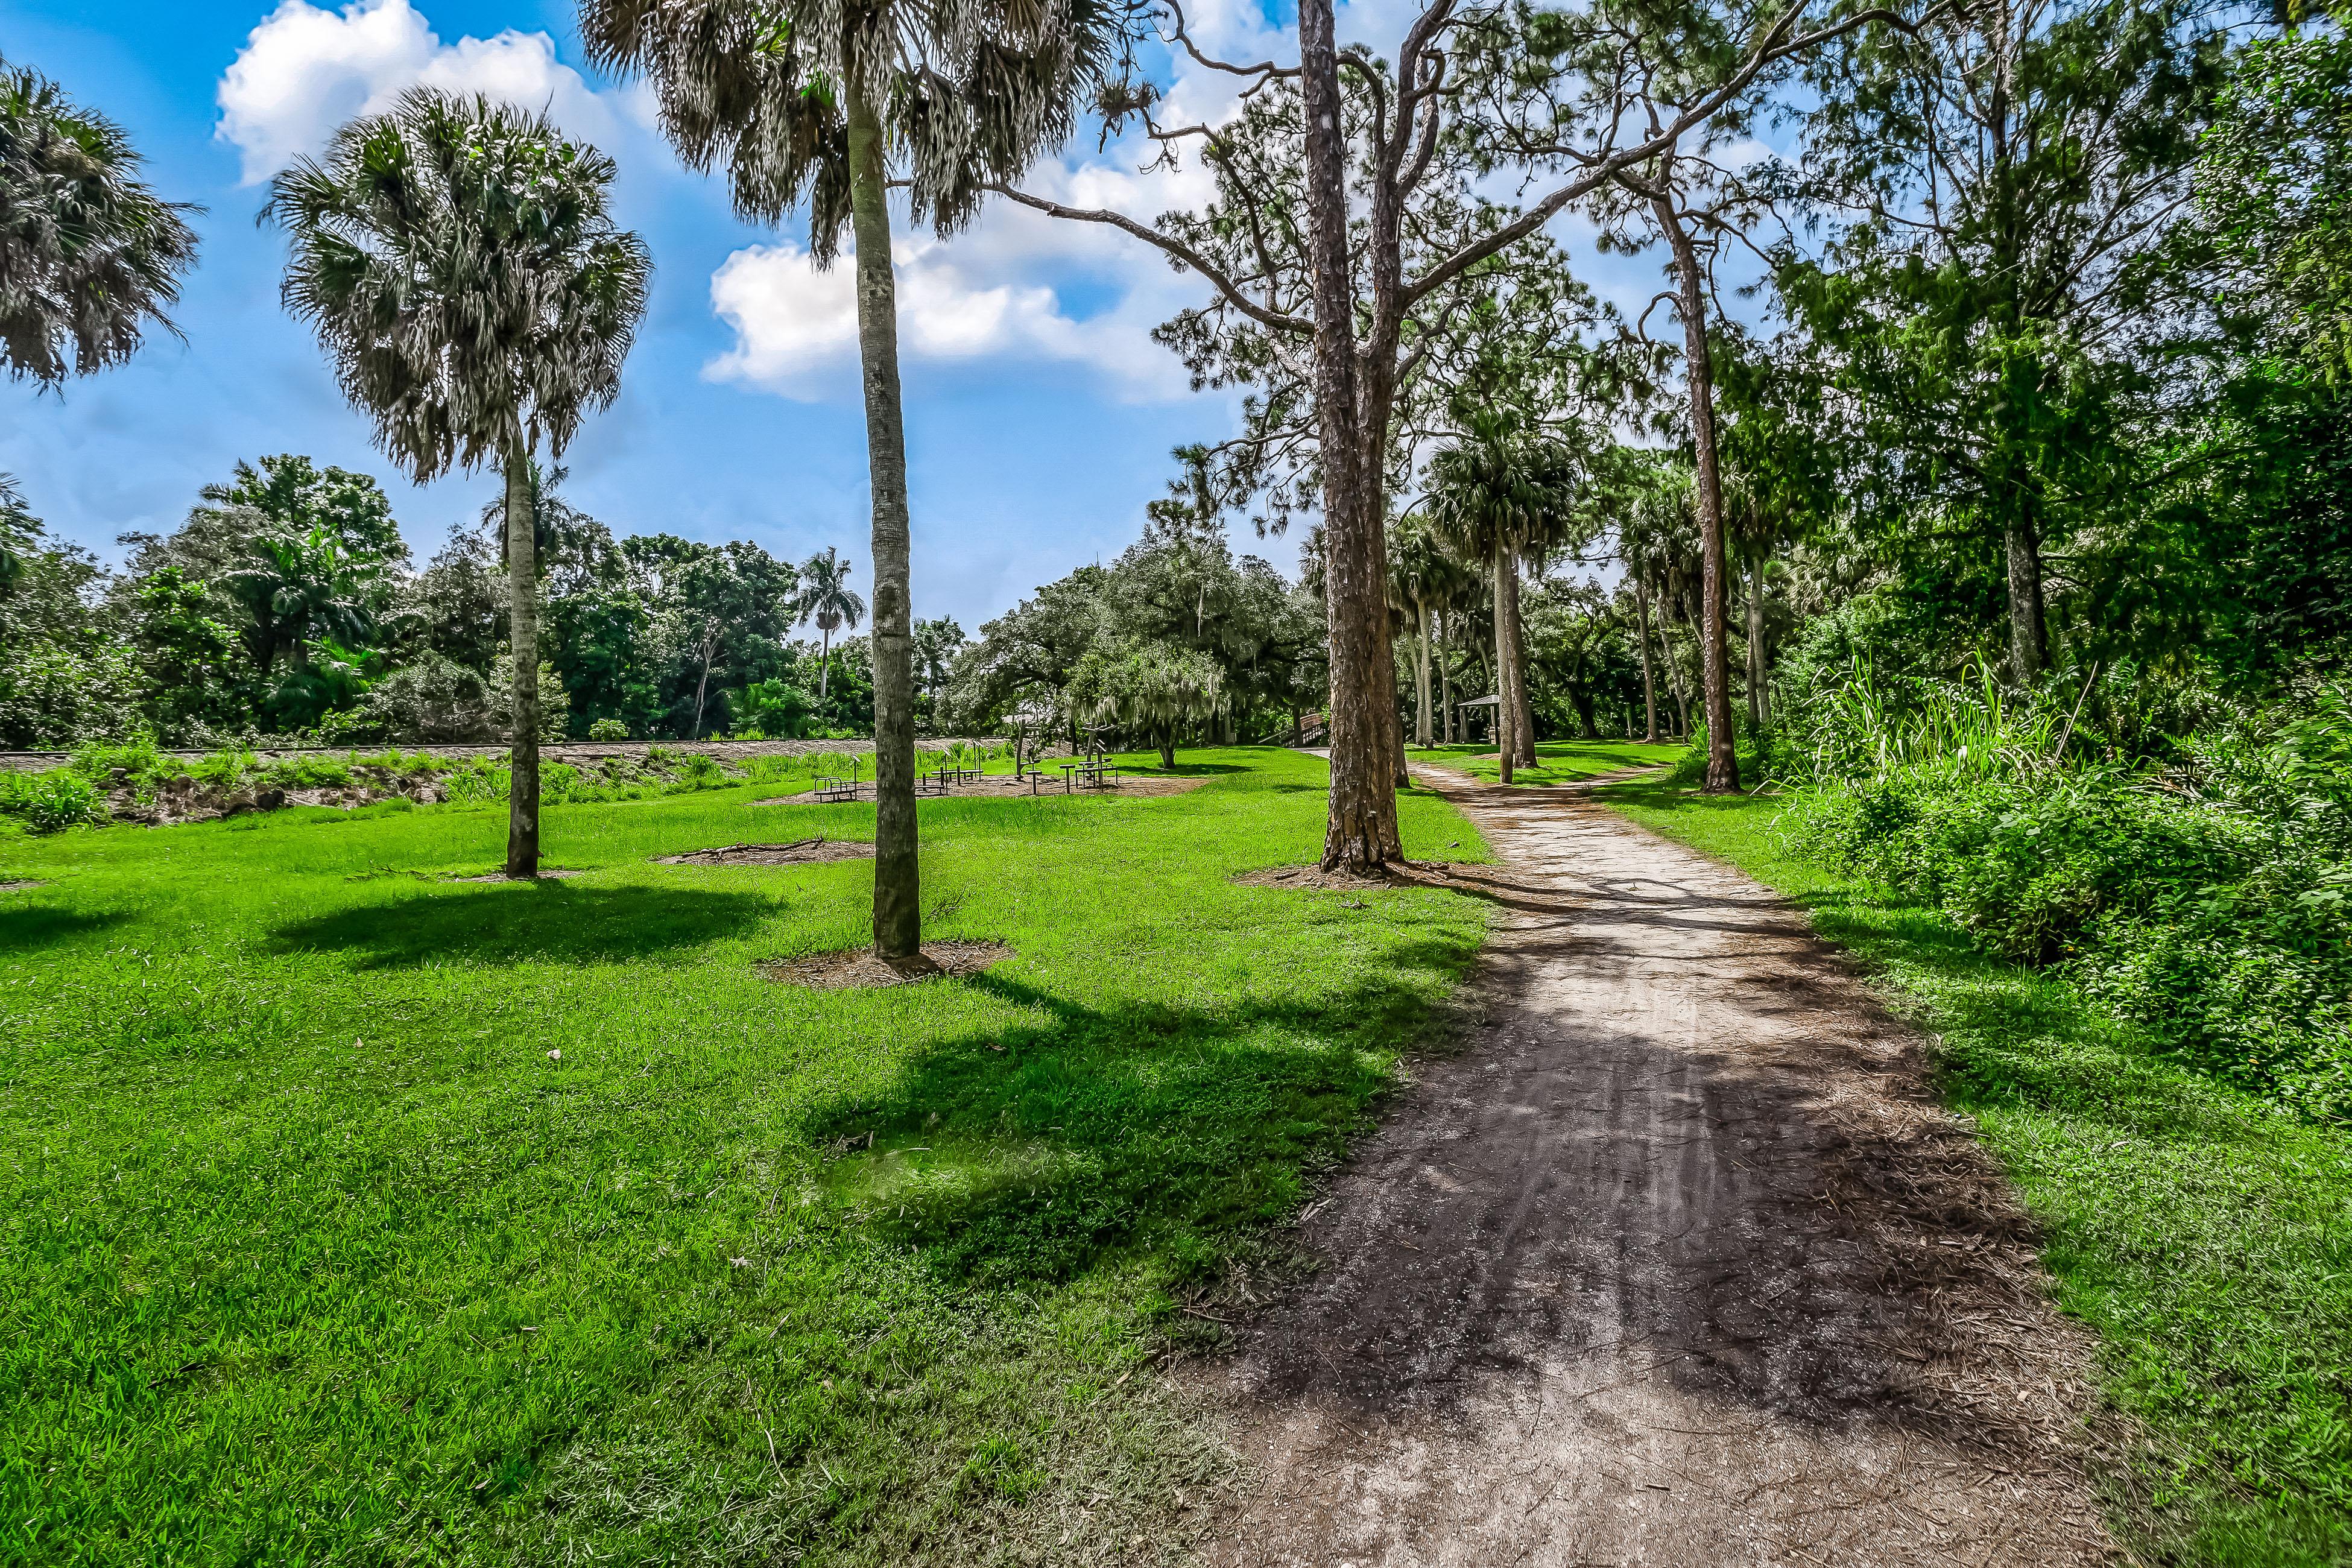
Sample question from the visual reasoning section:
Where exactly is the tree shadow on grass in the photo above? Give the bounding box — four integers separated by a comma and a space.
0, 905, 130, 953
796, 944, 1480, 1287
272, 883, 773, 969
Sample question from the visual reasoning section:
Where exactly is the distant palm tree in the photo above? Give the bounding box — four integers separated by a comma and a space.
0, 54, 199, 388
583, 0, 1131, 959
795, 548, 866, 704
1427, 411, 1581, 782
0, 472, 35, 596
267, 89, 650, 877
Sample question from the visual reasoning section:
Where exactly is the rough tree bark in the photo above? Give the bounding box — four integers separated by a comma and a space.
1299, 0, 1402, 869
2003, 512, 2047, 682
503, 434, 540, 880
1654, 186, 1740, 793
1635, 566, 1661, 744
848, 80, 920, 958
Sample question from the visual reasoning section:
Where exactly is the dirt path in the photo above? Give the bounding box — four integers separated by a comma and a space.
1195, 765, 2114, 1567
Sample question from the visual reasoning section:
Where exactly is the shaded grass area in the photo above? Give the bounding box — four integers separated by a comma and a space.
1407, 739, 1687, 786
0, 748, 1489, 1566
1601, 779, 2352, 1567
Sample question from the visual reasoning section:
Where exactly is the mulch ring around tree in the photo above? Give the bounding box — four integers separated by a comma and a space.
761, 939, 1012, 990
1233, 860, 1496, 894
654, 838, 875, 867
754, 773, 1216, 805
447, 868, 587, 883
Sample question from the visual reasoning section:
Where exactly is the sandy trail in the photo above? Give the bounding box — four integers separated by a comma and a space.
1196, 765, 2113, 1567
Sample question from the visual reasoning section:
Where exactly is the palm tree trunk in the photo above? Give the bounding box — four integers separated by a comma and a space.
1655, 187, 1739, 793
818, 628, 830, 702
1440, 621, 1456, 744
1635, 567, 1660, 744
691, 630, 716, 739
503, 436, 540, 879
1491, 542, 1515, 784
847, 77, 920, 959
1414, 597, 1432, 749
1745, 541, 1769, 731
1503, 559, 1537, 768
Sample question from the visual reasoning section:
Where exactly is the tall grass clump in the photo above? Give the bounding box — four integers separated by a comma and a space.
1773, 659, 2352, 1120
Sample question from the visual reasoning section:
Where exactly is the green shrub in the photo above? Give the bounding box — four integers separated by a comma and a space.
587, 718, 628, 742
1777, 677, 2352, 1120
264, 754, 353, 790
192, 747, 257, 789
0, 769, 109, 833
71, 736, 166, 785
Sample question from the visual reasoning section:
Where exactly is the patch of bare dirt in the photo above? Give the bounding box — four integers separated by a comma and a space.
0, 879, 48, 893
1192, 768, 2114, 1567
447, 868, 586, 883
653, 837, 874, 867
761, 939, 1011, 990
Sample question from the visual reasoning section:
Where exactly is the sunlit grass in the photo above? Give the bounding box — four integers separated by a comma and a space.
1407, 738, 1687, 786
0, 747, 1488, 1565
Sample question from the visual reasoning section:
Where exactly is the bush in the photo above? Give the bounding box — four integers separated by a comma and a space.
587, 718, 628, 742
1776, 672, 2352, 1119
0, 769, 108, 833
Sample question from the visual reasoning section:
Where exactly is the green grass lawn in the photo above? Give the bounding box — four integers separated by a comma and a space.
1406, 739, 1687, 786
0, 747, 1489, 1566
1601, 779, 2352, 1567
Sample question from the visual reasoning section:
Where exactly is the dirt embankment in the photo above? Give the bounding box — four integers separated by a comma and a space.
1194, 766, 2114, 1567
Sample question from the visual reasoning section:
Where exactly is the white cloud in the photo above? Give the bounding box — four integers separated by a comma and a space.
698, 0, 1456, 406
705, 232, 1198, 402
217, 0, 619, 183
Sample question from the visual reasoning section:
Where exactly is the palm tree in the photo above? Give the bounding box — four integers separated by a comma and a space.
1387, 515, 1478, 751
583, 0, 1131, 959
1427, 412, 1581, 783
267, 89, 650, 877
1, 55, 199, 388
795, 547, 866, 704
0, 472, 35, 598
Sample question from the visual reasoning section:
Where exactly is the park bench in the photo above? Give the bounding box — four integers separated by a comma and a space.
813, 774, 858, 803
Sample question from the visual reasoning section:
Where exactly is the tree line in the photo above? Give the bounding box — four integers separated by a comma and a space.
8, 0, 2351, 949
0, 451, 953, 751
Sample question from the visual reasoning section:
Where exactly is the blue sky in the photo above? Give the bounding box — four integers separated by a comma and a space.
0, 0, 1685, 627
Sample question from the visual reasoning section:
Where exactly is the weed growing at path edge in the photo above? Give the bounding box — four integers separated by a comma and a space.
0, 748, 1488, 1564
1602, 779, 2352, 1567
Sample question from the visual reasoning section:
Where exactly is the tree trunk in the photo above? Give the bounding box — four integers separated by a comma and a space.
1634, 567, 1661, 744
1654, 186, 1739, 794
1503, 558, 1537, 768
2003, 513, 2047, 683
1430, 630, 1449, 747
1414, 596, 1433, 748
691, 632, 716, 739
503, 436, 540, 879
818, 628, 830, 702
848, 78, 920, 959
1298, 0, 1400, 870
1488, 543, 1513, 782
1745, 540, 1770, 731
1160, 733, 1175, 770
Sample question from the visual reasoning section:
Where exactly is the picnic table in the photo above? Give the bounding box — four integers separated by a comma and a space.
1058, 759, 1122, 792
